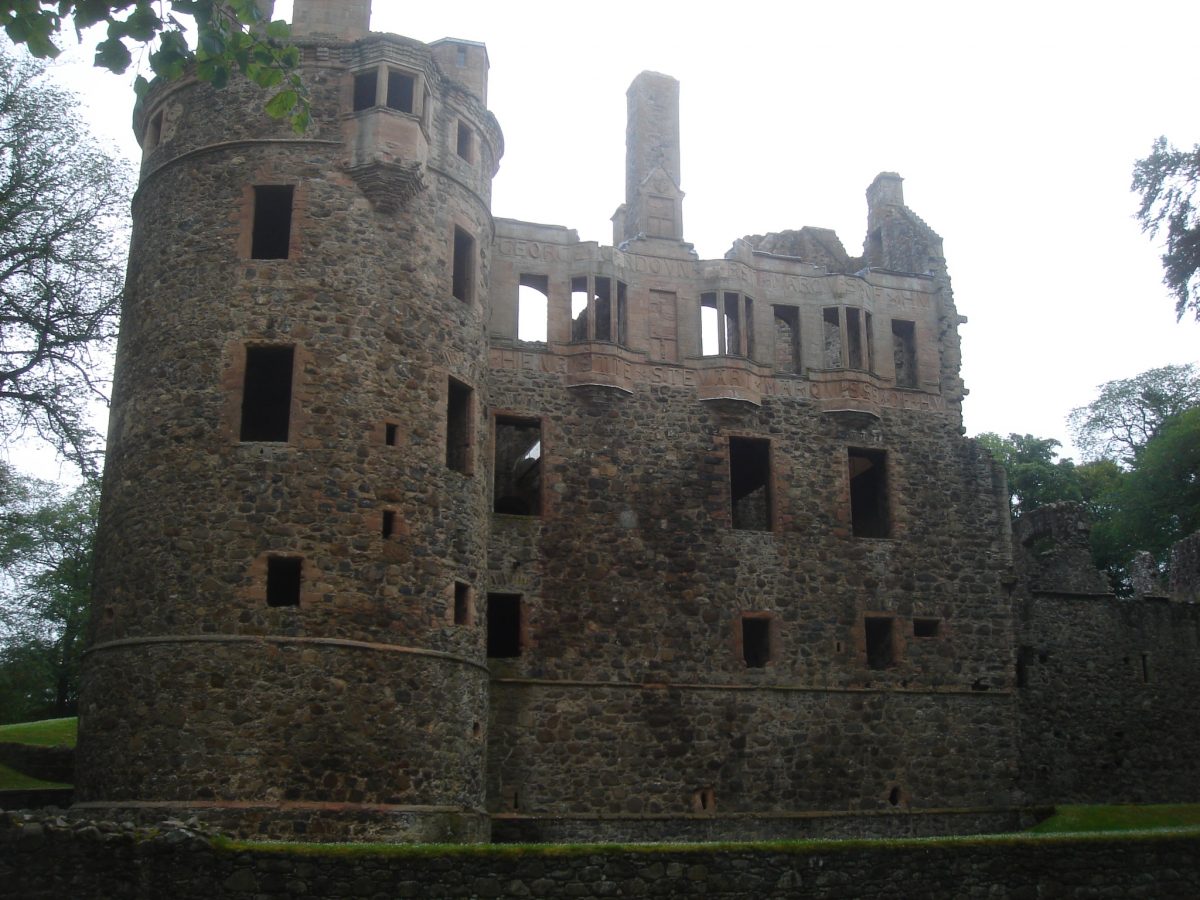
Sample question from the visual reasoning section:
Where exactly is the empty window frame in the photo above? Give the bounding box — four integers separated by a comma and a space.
387, 70, 415, 112
517, 274, 549, 342
240, 346, 294, 442
251, 185, 294, 260
741, 615, 772, 668
865, 616, 895, 670
145, 110, 163, 150
266, 556, 302, 607
773, 305, 800, 373
487, 593, 522, 657
353, 70, 378, 111
446, 378, 473, 474
353, 67, 418, 114
454, 582, 473, 626
381, 510, 397, 538
384, 423, 399, 446
730, 437, 771, 531
849, 448, 890, 538
456, 119, 474, 162
891, 319, 917, 387
570, 275, 627, 344
913, 617, 940, 638
822, 306, 873, 370
452, 227, 476, 302
494, 417, 542, 515
700, 291, 753, 357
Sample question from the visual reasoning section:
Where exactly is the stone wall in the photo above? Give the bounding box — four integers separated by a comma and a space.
4, 813, 1199, 899
0, 743, 73, 784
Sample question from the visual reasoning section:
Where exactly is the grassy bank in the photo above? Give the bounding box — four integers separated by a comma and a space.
0, 717, 77, 748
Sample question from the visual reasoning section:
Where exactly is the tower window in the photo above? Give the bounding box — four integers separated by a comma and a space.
446, 378, 473, 474
456, 45, 468, 67
452, 227, 476, 302
823, 307, 874, 371
454, 582, 473, 626
865, 616, 895, 670
387, 70, 415, 113
494, 417, 543, 515
266, 556, 302, 607
251, 185, 294, 260
570, 275, 628, 344
773, 305, 800, 374
240, 346, 294, 442
700, 291, 753, 357
518, 274, 549, 342
741, 616, 772, 668
381, 510, 396, 539
849, 448, 890, 538
145, 110, 163, 150
892, 320, 917, 387
353, 71, 377, 111
385, 423, 399, 446
729, 437, 771, 531
487, 593, 522, 657
456, 120, 474, 163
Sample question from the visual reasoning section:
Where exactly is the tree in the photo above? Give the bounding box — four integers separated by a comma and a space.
1132, 136, 1200, 320
1067, 363, 1200, 465
0, 0, 308, 130
0, 47, 133, 474
976, 432, 1082, 517
0, 466, 96, 723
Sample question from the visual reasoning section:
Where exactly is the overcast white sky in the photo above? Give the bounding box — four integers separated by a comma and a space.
26, 0, 1200, 479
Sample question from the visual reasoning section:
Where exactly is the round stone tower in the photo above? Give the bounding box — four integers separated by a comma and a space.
75, 0, 502, 842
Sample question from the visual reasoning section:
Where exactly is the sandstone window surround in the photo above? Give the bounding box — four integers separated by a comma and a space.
493, 416, 543, 516
351, 64, 429, 125
454, 582, 474, 626
455, 119, 475, 164
822, 306, 874, 371
701, 291, 753, 358
239, 345, 295, 442
570, 275, 628, 344
452, 227, 477, 302
773, 305, 801, 374
891, 319, 917, 388
446, 377, 475, 475
517, 274, 549, 342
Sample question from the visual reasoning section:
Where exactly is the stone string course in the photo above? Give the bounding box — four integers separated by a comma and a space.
4, 812, 1200, 899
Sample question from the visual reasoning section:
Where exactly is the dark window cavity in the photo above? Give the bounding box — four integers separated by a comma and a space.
456, 120, 474, 162
487, 593, 522, 657
570, 275, 628, 344
266, 556, 302, 607
452, 227, 475, 302
381, 510, 396, 539
913, 618, 940, 638
146, 110, 163, 149
518, 274, 549, 342
892, 319, 917, 387
742, 616, 771, 668
849, 448, 890, 538
730, 437, 771, 531
454, 582, 472, 626
385, 423, 399, 446
387, 70, 415, 113
353, 71, 377, 111
865, 616, 895, 670
446, 378, 473, 474
773, 305, 800, 373
251, 185, 294, 260
494, 417, 542, 515
240, 346, 294, 442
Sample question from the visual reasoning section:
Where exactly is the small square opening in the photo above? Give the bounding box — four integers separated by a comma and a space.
487, 593, 522, 658
266, 556, 302, 607
913, 618, 940, 638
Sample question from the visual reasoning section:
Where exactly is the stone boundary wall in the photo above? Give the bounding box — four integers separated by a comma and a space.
3, 813, 1199, 899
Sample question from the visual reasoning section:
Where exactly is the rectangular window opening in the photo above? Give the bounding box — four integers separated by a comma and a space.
570, 275, 590, 342
251, 185, 294, 260
730, 437, 771, 531
240, 345, 294, 442
847, 308, 865, 369
452, 227, 475, 302
266, 556, 302, 607
892, 320, 917, 387
386, 70, 415, 113
456, 44, 468, 67
454, 582, 472, 626
723, 292, 742, 357
700, 292, 721, 356
822, 307, 842, 367
594, 276, 613, 342
865, 617, 895, 670
494, 417, 543, 515
146, 111, 163, 149
353, 70, 378, 111
773, 306, 800, 374
446, 378, 473, 474
456, 120, 474, 162
617, 281, 628, 346
1141, 652, 1150, 684
742, 616, 771, 668
487, 593, 522, 658
517, 274, 549, 342
381, 510, 396, 539
385, 422, 399, 446
913, 617, 940, 638
849, 448, 890, 538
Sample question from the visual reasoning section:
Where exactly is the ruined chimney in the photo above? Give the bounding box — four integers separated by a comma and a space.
291, 0, 371, 40
430, 39, 490, 105
620, 71, 684, 243
866, 172, 904, 210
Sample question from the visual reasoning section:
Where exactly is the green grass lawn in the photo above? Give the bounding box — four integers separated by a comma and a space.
1029, 804, 1200, 833
0, 717, 77, 747
0, 762, 70, 791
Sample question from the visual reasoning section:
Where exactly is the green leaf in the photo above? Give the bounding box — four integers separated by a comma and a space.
264, 88, 298, 119
93, 36, 132, 74
265, 20, 290, 41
